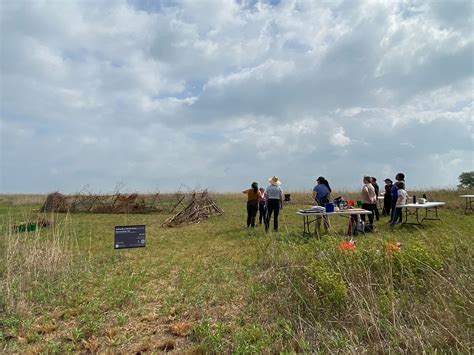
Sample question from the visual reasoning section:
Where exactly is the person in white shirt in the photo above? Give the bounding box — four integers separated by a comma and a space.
390, 181, 408, 226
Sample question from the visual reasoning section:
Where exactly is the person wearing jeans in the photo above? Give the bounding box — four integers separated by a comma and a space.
390, 173, 405, 224
265, 176, 283, 232
390, 181, 408, 227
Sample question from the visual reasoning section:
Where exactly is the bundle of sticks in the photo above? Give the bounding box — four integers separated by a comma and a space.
162, 190, 224, 227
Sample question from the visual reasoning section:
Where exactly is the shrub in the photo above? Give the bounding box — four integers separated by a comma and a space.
390, 242, 442, 290
306, 262, 347, 309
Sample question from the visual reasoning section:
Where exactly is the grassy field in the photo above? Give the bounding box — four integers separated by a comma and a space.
0, 190, 473, 353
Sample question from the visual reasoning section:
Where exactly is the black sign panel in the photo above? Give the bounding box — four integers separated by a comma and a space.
114, 225, 146, 249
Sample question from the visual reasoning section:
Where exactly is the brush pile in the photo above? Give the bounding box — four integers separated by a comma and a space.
40, 192, 69, 213
162, 190, 224, 227
39, 190, 185, 214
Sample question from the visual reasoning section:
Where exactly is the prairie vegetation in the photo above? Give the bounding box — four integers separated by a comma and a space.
0, 189, 472, 353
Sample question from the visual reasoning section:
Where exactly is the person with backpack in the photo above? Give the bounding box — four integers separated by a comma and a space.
360, 176, 376, 227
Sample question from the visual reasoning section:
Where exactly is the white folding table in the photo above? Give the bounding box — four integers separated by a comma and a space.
296, 209, 372, 237
398, 202, 446, 226
459, 195, 474, 214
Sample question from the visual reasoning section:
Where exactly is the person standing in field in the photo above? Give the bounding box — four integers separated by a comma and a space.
265, 176, 283, 232
242, 182, 259, 228
382, 178, 393, 217
258, 187, 266, 226
312, 176, 332, 231
360, 176, 377, 226
390, 173, 405, 223
390, 181, 408, 226
371, 177, 380, 221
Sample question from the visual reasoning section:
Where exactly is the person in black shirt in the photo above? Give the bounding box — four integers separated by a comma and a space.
371, 177, 380, 221
382, 178, 393, 217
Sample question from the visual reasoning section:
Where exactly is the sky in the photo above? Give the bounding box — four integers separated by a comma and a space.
1, 0, 473, 193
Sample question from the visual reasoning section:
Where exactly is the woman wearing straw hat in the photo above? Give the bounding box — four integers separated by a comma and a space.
265, 176, 283, 232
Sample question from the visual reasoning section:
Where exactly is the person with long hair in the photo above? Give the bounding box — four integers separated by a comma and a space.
312, 176, 332, 231
361, 176, 376, 226
242, 182, 259, 228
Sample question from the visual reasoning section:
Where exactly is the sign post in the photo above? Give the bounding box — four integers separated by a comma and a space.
114, 225, 146, 249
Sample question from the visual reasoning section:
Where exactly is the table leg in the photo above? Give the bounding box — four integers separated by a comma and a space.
421, 206, 442, 223
402, 207, 423, 226
315, 216, 322, 239
303, 216, 309, 236
465, 197, 473, 214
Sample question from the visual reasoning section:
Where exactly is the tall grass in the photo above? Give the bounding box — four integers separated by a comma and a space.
255, 225, 473, 352
1, 212, 81, 315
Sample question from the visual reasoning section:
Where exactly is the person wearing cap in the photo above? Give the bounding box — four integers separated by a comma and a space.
382, 178, 393, 217
242, 182, 260, 228
265, 176, 283, 232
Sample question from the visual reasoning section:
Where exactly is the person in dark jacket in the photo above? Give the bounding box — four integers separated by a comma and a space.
390, 173, 405, 223
371, 177, 380, 221
382, 178, 393, 217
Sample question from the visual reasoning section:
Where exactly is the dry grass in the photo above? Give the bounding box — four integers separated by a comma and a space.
1, 213, 80, 314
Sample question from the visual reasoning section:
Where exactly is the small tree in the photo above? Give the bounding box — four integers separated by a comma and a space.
458, 171, 474, 189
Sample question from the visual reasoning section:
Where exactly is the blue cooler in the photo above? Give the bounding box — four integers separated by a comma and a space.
325, 202, 334, 213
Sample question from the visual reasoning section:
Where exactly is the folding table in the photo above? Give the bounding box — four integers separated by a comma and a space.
398, 202, 446, 226
296, 209, 372, 237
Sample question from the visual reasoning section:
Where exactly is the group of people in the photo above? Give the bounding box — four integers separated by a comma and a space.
360, 173, 408, 227
243, 172, 410, 232
242, 176, 283, 232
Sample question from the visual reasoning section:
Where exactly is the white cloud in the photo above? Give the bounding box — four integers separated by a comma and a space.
1, 0, 473, 192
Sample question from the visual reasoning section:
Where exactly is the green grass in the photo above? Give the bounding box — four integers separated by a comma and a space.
0, 190, 473, 353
